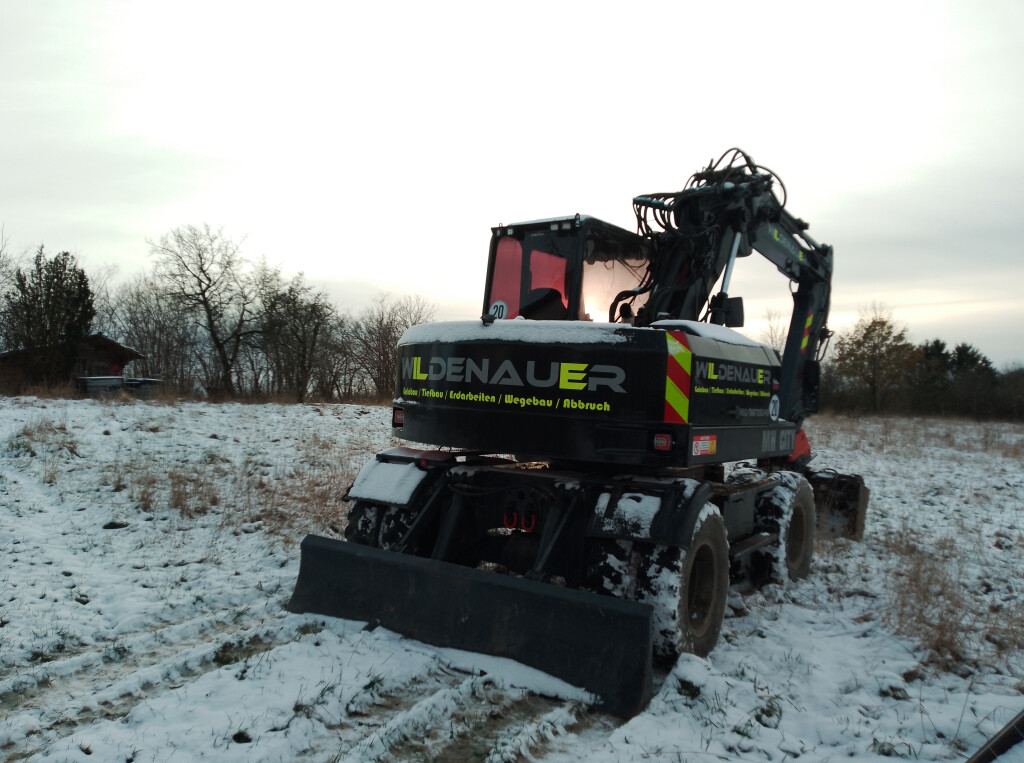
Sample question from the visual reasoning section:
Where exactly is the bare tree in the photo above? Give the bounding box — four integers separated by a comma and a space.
311, 314, 360, 399
0, 225, 13, 299
109, 273, 206, 392
149, 224, 258, 396
757, 307, 787, 356
352, 294, 436, 398
257, 265, 336, 402
87, 263, 121, 337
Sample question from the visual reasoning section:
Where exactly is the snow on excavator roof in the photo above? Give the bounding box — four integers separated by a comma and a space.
651, 320, 773, 351
401, 319, 774, 349
401, 319, 631, 346
501, 215, 593, 228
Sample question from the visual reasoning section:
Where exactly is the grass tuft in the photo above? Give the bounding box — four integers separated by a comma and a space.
881, 523, 1024, 668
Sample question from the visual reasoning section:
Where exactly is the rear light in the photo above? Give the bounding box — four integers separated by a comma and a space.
652, 433, 672, 451
392, 407, 405, 427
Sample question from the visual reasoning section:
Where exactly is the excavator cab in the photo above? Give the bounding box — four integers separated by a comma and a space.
483, 217, 652, 324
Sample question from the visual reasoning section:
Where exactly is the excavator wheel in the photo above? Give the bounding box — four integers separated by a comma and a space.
585, 539, 637, 599
755, 474, 816, 583
378, 506, 417, 550
638, 508, 730, 665
344, 502, 419, 551
344, 502, 381, 545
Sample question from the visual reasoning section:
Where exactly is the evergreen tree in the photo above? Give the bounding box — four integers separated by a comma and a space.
908, 339, 954, 414
949, 343, 997, 417
0, 247, 96, 384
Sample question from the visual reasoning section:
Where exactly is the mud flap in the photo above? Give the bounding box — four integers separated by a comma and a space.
288, 534, 654, 717
807, 471, 870, 540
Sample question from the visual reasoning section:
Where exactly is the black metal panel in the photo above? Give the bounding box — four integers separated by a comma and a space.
395, 327, 669, 466
394, 322, 797, 468
289, 534, 654, 717
683, 333, 781, 428
685, 424, 798, 466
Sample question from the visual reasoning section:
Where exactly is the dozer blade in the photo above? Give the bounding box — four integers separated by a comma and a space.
288, 534, 654, 717
808, 471, 870, 541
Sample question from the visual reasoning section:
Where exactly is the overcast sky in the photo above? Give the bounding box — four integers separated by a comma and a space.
2, 1, 1022, 367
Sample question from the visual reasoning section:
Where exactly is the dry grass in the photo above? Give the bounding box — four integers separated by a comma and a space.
112, 431, 370, 540
881, 522, 1024, 669
13, 382, 80, 399
811, 414, 1024, 675
882, 528, 974, 663
6, 415, 81, 486
810, 414, 1024, 459
238, 436, 368, 539
129, 470, 159, 511
167, 465, 223, 517
7, 416, 79, 457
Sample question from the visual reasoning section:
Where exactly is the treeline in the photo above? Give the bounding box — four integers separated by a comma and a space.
2, 229, 1022, 418
818, 309, 1023, 420
0, 225, 434, 401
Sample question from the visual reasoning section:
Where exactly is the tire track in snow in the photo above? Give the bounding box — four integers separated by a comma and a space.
2, 401, 629, 760
319, 665, 607, 762
0, 607, 293, 758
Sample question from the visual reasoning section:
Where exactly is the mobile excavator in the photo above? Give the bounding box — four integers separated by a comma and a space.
289, 149, 869, 717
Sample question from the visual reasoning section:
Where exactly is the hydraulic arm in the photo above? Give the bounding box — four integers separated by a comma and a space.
631, 148, 833, 427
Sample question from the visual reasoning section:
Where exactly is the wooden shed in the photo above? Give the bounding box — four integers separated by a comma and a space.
0, 332, 147, 394
72, 332, 144, 377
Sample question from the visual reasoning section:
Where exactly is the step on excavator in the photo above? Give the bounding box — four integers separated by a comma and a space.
289, 149, 870, 717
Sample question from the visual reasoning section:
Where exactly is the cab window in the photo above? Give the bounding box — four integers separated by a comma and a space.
488, 233, 571, 320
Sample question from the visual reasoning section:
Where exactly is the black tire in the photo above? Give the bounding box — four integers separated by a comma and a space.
782, 477, 816, 581
584, 539, 636, 599
344, 502, 418, 551
639, 508, 730, 665
343, 501, 380, 546
378, 506, 416, 551
754, 473, 816, 583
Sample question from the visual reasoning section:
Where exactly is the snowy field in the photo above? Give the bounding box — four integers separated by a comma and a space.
1, 396, 1022, 762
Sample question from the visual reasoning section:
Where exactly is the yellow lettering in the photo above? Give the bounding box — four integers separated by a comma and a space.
559, 362, 588, 390
412, 357, 428, 381
708, 362, 718, 380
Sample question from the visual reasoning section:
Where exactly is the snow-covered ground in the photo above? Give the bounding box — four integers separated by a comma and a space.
1, 396, 1022, 762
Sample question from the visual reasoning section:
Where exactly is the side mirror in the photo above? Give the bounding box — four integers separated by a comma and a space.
709, 293, 744, 327
724, 296, 744, 328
